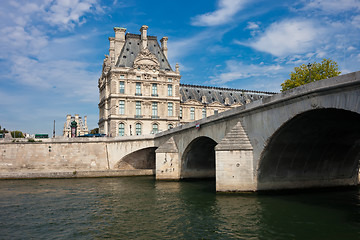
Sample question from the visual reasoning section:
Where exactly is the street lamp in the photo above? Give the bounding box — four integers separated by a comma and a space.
307, 63, 312, 82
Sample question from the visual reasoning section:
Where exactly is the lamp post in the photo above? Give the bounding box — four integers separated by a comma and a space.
307, 63, 312, 82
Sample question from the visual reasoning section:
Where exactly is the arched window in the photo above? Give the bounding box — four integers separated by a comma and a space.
118, 123, 125, 136
135, 123, 142, 135
168, 124, 173, 130
152, 123, 158, 134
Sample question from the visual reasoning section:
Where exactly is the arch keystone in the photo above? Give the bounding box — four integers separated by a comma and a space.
215, 121, 256, 192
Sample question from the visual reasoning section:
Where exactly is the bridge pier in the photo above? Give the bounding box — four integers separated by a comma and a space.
215, 122, 256, 192
155, 137, 181, 180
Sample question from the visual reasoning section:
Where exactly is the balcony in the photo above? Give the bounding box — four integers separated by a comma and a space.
135, 93, 142, 96
151, 116, 159, 119
134, 115, 143, 118
151, 94, 158, 97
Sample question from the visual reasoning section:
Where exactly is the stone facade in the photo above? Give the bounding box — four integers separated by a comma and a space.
63, 114, 89, 137
98, 25, 274, 137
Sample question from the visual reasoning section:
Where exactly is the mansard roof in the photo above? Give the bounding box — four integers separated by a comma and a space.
116, 33, 172, 71
179, 84, 276, 105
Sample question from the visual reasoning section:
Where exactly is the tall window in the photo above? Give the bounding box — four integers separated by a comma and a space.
136, 82, 141, 95
190, 107, 195, 120
118, 123, 125, 136
152, 123, 158, 134
119, 81, 125, 94
180, 107, 182, 119
119, 100, 125, 115
135, 123, 142, 135
136, 101, 141, 116
152, 102, 158, 117
152, 83, 157, 96
214, 109, 218, 114
168, 84, 173, 96
202, 108, 206, 118
168, 102, 173, 116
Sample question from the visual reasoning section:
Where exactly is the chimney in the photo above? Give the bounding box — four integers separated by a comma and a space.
140, 25, 148, 50
84, 116, 87, 129
75, 114, 79, 124
160, 37, 168, 59
114, 27, 126, 63
109, 37, 115, 64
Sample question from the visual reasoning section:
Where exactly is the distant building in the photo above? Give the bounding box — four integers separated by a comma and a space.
63, 114, 89, 138
98, 25, 274, 137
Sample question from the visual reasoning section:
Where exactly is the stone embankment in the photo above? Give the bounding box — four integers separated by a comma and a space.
0, 136, 155, 179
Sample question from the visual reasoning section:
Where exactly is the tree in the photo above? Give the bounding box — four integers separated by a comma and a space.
90, 128, 99, 134
11, 131, 24, 138
281, 58, 341, 92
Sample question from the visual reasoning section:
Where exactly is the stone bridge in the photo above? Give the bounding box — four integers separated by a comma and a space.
151, 71, 360, 191
1, 71, 359, 192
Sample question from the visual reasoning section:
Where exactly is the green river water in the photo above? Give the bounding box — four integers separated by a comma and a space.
0, 177, 359, 239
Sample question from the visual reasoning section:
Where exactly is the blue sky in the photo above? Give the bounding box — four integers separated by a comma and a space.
0, 0, 359, 135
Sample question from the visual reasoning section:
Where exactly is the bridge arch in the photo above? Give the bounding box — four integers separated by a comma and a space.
115, 147, 157, 170
181, 136, 217, 179
258, 108, 360, 190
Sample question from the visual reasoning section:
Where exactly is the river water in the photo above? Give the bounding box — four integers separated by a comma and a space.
0, 177, 359, 239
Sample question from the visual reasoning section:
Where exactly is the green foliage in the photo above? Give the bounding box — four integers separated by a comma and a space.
0, 127, 8, 133
28, 138, 35, 142
90, 128, 99, 134
11, 131, 24, 138
281, 58, 341, 92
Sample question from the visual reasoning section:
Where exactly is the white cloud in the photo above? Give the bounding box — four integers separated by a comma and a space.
304, 0, 360, 13
207, 61, 287, 92
352, 15, 360, 28
243, 19, 322, 57
191, 0, 247, 26
246, 21, 260, 30
208, 60, 285, 86
45, 0, 101, 29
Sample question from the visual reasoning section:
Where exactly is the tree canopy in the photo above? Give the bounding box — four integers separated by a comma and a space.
90, 128, 99, 134
281, 58, 341, 92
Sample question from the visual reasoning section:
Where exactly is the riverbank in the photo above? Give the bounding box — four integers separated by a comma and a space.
0, 169, 154, 179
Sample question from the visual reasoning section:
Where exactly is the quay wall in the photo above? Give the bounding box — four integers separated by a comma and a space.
0, 137, 156, 179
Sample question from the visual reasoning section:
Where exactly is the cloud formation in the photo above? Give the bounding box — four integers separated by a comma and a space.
243, 19, 321, 57
303, 0, 360, 13
191, 0, 247, 26
207, 60, 287, 91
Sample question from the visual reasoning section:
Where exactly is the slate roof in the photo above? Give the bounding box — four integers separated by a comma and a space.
180, 84, 276, 105
116, 33, 172, 71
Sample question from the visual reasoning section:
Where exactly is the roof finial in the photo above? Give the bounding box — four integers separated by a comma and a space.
175, 63, 180, 73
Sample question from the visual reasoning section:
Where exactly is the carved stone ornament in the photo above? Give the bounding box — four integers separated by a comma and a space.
133, 48, 160, 71
143, 74, 151, 80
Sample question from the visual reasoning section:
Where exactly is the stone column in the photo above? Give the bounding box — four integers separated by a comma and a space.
155, 137, 181, 180
215, 121, 256, 192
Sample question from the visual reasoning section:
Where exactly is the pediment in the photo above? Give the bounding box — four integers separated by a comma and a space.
183, 99, 202, 105
231, 102, 244, 107
133, 49, 159, 71
208, 101, 223, 107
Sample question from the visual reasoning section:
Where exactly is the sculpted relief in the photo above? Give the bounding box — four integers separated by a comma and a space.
133, 49, 160, 71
